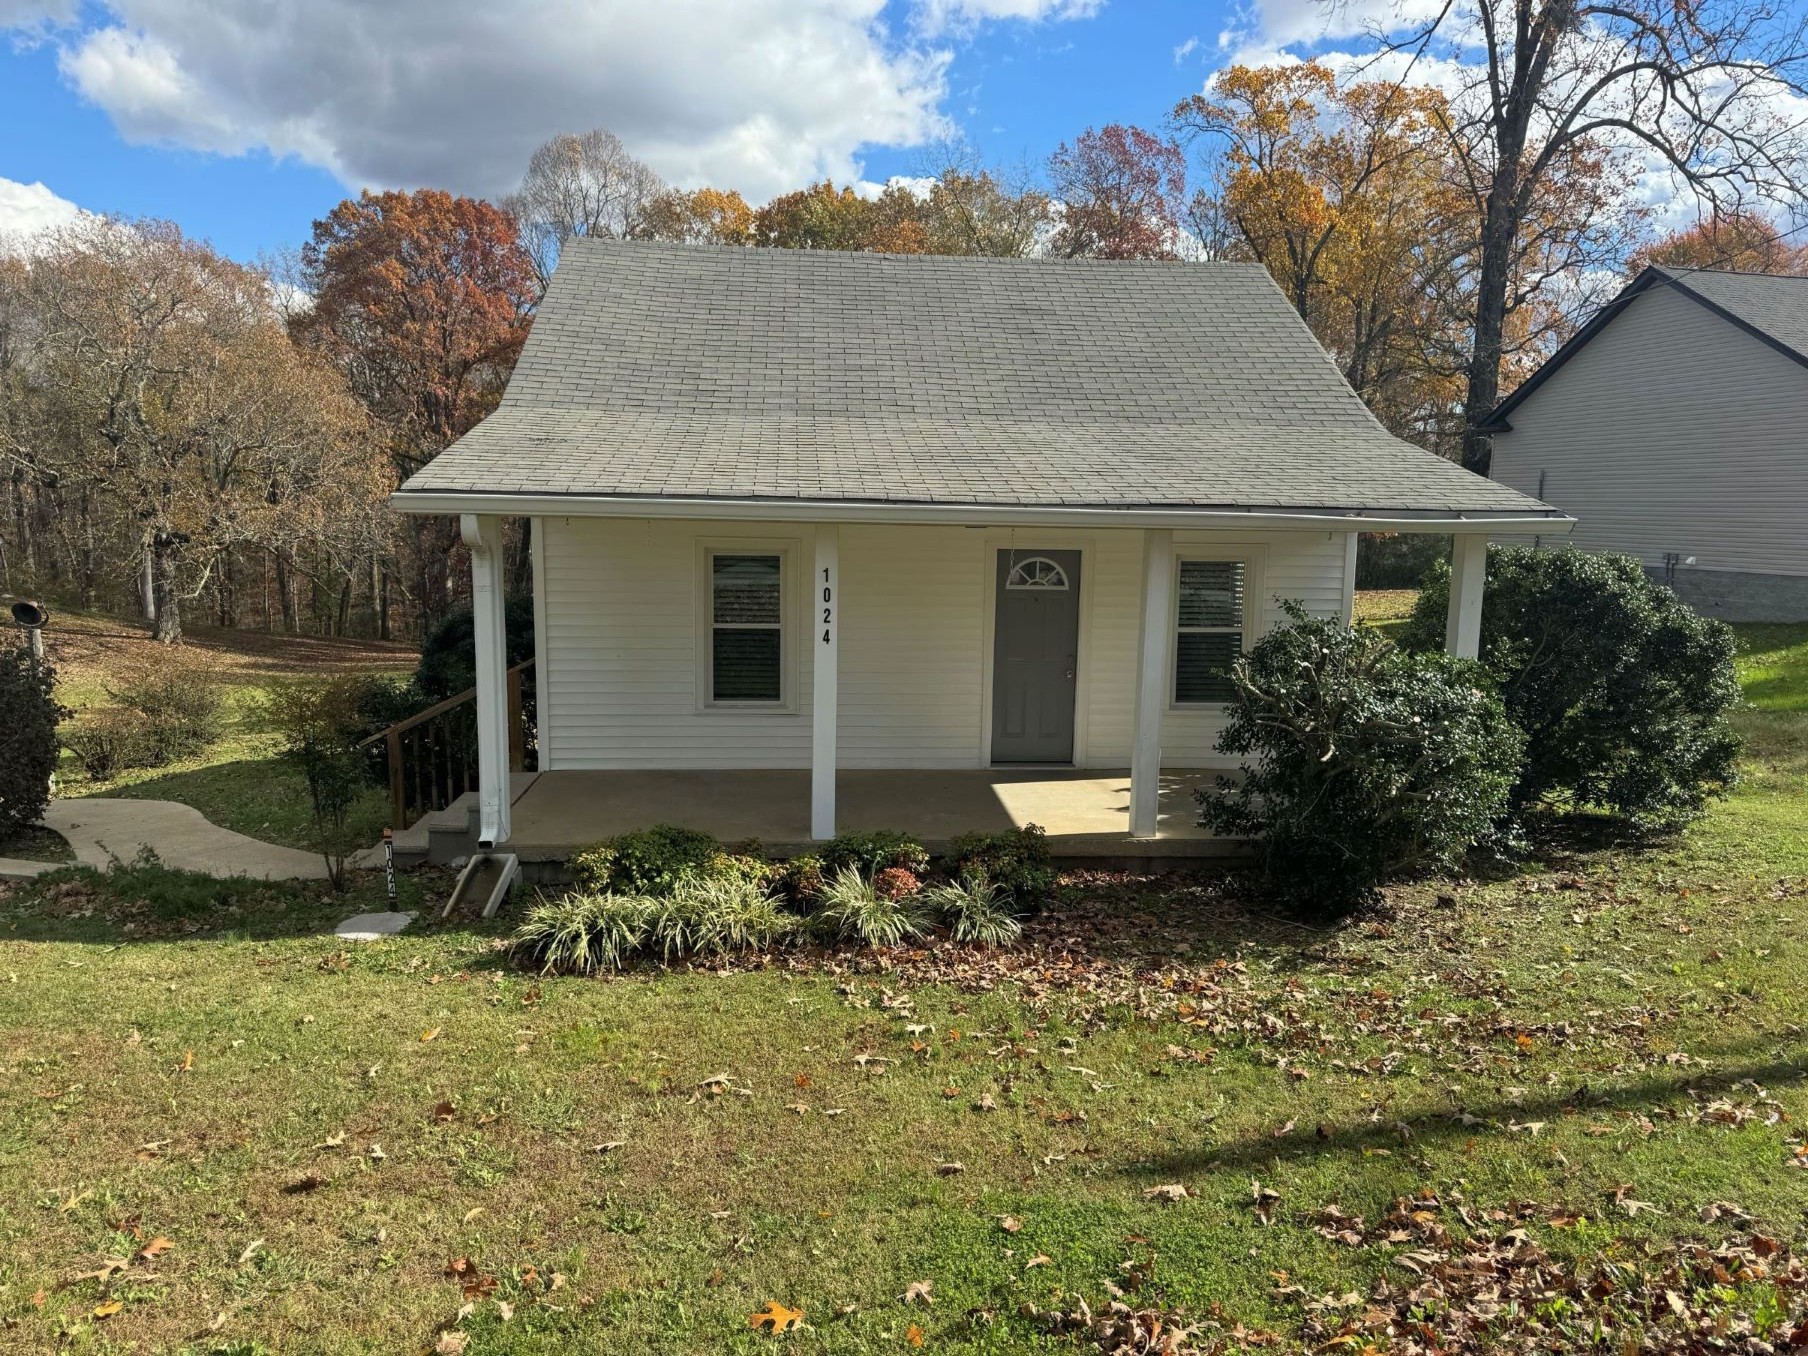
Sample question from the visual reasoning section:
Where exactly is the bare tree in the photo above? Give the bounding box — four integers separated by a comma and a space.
504, 130, 665, 289
1363, 0, 1808, 473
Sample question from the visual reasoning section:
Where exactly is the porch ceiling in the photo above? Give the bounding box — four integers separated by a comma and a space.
501, 769, 1242, 863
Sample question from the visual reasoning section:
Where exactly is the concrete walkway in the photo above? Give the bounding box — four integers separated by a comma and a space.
12, 798, 335, 881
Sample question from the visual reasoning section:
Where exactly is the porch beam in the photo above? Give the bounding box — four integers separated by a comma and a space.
1130, 528, 1174, 838
1445, 532, 1488, 659
461, 513, 512, 849
811, 525, 839, 841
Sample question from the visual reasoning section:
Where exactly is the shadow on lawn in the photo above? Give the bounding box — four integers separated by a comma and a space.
0, 858, 476, 947
1126, 1030, 1808, 1184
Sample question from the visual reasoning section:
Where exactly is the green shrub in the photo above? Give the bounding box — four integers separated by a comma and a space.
570, 824, 722, 896
511, 892, 655, 975
814, 866, 929, 947
415, 597, 536, 700
0, 644, 66, 834
61, 707, 151, 782
107, 653, 224, 764
775, 853, 826, 907
923, 874, 1022, 947
820, 830, 929, 879
1403, 546, 1741, 831
259, 675, 381, 890
944, 825, 1056, 906
1200, 607, 1523, 910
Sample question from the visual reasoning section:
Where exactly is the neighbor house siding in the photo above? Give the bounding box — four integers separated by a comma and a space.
1490, 282, 1808, 577
537, 518, 1352, 770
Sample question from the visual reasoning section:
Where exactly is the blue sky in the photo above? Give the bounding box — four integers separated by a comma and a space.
0, 0, 1260, 261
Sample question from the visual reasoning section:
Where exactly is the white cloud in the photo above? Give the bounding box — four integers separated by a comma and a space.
43, 0, 995, 204
0, 1, 76, 31
0, 176, 86, 249
1173, 35, 1199, 65
913, 0, 1101, 38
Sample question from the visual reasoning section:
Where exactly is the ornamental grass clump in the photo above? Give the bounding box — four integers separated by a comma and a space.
922, 874, 1023, 947
510, 892, 656, 975
813, 866, 930, 948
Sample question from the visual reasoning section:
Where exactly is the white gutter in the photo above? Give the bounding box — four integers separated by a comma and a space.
391, 491, 1573, 535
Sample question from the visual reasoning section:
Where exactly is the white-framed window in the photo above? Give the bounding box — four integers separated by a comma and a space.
706, 548, 787, 704
1172, 558, 1248, 704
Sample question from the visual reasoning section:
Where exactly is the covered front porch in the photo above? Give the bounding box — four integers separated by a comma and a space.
494, 767, 1230, 865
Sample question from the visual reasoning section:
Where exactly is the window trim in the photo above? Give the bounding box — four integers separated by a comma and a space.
1168, 551, 1258, 710
697, 539, 798, 712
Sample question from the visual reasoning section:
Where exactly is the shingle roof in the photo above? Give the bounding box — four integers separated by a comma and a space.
398, 240, 1557, 519
1485, 265, 1808, 430
1657, 266, 1808, 362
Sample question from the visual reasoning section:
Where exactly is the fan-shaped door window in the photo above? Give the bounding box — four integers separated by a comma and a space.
1004, 556, 1071, 591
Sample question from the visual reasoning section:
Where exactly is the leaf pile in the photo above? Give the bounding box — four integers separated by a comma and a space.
1294, 1228, 1808, 1353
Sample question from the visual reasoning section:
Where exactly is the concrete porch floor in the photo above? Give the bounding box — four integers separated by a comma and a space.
499, 768, 1243, 863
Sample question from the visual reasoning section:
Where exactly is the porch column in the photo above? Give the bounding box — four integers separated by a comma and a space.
1445, 532, 1488, 659
1129, 528, 1174, 838
461, 513, 512, 849
811, 525, 839, 841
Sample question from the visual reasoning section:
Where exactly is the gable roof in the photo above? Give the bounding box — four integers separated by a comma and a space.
397, 240, 1562, 526
1482, 265, 1808, 431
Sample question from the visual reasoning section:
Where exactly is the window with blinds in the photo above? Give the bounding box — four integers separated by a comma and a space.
1174, 559, 1246, 703
709, 552, 783, 702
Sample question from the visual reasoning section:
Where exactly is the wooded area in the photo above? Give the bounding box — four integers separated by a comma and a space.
2, 0, 1803, 644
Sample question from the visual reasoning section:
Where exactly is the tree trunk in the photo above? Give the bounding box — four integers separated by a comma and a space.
140, 545, 157, 623
151, 532, 183, 644
274, 550, 298, 632
1461, 141, 1527, 477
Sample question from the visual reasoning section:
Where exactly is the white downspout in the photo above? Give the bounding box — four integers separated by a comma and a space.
461, 513, 512, 849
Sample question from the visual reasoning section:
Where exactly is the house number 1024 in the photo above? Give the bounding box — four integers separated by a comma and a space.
821, 568, 833, 644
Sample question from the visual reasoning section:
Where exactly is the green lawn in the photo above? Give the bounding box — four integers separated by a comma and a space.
0, 625, 1803, 1354
41, 610, 411, 852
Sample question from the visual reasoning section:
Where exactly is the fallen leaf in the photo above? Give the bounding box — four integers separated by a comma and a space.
934, 1162, 964, 1176
435, 1333, 468, 1354
421, 1028, 440, 1043
92, 1300, 123, 1319
1143, 1184, 1190, 1204
901, 1280, 935, 1306
748, 1300, 804, 1332
175, 1049, 194, 1073
1025, 1253, 1052, 1268
138, 1236, 174, 1260
237, 1239, 264, 1266
283, 1174, 327, 1194
999, 1215, 1022, 1234
907, 1321, 925, 1347
432, 1100, 457, 1122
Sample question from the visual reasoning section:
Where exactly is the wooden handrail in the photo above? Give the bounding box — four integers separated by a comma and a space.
361, 657, 536, 830
356, 657, 535, 750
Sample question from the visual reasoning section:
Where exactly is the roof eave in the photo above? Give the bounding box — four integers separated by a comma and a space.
390, 488, 1574, 534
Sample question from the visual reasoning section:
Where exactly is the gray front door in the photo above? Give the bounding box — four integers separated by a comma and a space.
991, 549, 1081, 763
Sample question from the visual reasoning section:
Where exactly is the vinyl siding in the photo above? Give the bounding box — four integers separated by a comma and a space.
537, 517, 1352, 770
1491, 283, 1808, 577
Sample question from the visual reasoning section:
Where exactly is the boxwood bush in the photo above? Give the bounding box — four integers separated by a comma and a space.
1199, 607, 1522, 910
1403, 546, 1740, 832
0, 645, 65, 835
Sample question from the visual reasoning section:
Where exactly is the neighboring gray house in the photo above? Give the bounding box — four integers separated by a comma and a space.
392, 241, 1565, 861
1485, 266, 1808, 620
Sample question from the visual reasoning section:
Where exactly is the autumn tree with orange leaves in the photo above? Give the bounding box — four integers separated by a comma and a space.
1629, 211, 1808, 276
294, 189, 537, 624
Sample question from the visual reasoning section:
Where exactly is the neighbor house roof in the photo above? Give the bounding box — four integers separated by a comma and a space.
1482, 265, 1808, 431
396, 240, 1564, 527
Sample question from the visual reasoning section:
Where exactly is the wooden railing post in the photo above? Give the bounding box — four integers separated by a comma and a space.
386, 730, 405, 832
507, 665, 525, 773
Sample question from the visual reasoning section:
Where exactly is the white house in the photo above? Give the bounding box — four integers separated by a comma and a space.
392, 241, 1566, 863
1485, 265, 1808, 620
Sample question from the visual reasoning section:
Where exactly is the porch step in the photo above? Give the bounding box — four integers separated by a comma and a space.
381, 795, 480, 869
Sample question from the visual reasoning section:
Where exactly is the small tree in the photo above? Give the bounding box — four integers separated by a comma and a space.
261, 676, 377, 890
1402, 546, 1741, 831
1200, 608, 1522, 909
0, 646, 66, 835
